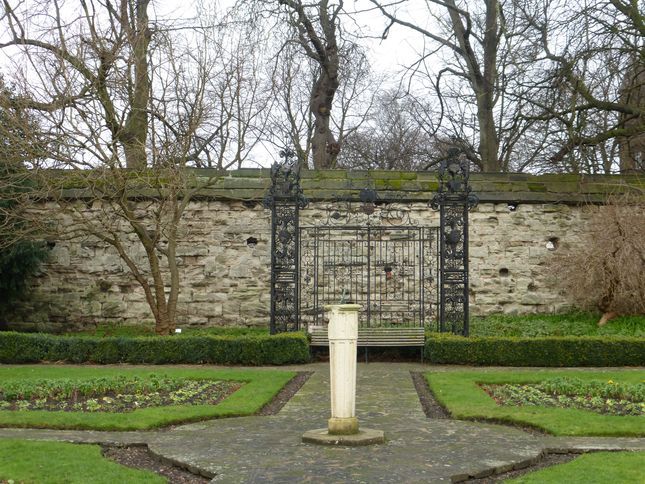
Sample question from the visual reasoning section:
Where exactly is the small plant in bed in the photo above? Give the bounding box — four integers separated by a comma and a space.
0, 367, 295, 430
426, 369, 645, 436
0, 375, 241, 413
481, 377, 645, 416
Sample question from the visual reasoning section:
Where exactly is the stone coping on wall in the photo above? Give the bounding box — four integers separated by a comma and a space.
53, 168, 644, 204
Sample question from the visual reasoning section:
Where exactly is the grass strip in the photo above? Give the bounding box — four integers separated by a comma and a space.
0, 365, 295, 430
426, 369, 645, 436
0, 439, 164, 484
469, 312, 645, 338
507, 451, 645, 483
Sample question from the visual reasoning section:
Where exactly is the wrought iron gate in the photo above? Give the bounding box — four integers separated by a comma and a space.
299, 225, 439, 328
263, 148, 477, 336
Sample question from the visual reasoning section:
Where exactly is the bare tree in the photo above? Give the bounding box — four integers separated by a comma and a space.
276, 0, 344, 168
337, 89, 439, 169
370, 0, 506, 171
265, 41, 317, 163
517, 0, 645, 173
618, 55, 645, 173
0, 0, 262, 333
553, 193, 645, 326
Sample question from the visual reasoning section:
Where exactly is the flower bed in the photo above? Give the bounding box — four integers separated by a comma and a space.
481, 377, 645, 416
0, 375, 241, 413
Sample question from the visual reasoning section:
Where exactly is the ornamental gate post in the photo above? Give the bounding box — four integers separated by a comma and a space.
431, 149, 478, 336
263, 150, 308, 334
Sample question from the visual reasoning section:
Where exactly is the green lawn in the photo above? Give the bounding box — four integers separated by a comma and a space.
0, 365, 295, 430
469, 312, 645, 338
426, 369, 645, 436
507, 451, 645, 483
0, 439, 164, 484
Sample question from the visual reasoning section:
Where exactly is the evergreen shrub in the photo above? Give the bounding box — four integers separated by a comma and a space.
425, 333, 645, 367
0, 331, 310, 365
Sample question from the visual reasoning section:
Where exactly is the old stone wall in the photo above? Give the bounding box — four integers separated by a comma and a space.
7, 170, 642, 331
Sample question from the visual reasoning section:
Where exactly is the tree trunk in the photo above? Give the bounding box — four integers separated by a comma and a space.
155, 310, 172, 335
477, 100, 500, 171
447, 0, 501, 172
121, 0, 151, 169
618, 56, 645, 173
598, 311, 618, 327
310, 70, 340, 169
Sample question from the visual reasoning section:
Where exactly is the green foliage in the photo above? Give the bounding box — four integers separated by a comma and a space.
481, 378, 645, 416
424, 333, 645, 366
0, 96, 49, 320
539, 377, 645, 401
0, 240, 48, 319
0, 331, 310, 365
0, 375, 239, 412
426, 369, 645, 436
0, 375, 185, 400
0, 439, 165, 484
0, 366, 295, 430
507, 451, 645, 484
470, 312, 645, 337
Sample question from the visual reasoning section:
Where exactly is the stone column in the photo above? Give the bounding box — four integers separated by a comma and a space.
302, 304, 384, 446
326, 303, 361, 435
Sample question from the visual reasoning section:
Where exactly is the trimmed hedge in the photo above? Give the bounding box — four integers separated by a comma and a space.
425, 333, 645, 367
0, 331, 310, 365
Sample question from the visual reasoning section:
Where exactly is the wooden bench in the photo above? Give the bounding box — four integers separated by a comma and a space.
309, 326, 426, 362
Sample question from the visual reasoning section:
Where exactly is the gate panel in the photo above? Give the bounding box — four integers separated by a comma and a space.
300, 225, 438, 328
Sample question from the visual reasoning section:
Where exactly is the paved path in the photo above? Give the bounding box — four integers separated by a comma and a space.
0, 363, 643, 483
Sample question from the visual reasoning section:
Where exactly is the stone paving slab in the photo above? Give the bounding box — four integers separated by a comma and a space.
0, 363, 643, 483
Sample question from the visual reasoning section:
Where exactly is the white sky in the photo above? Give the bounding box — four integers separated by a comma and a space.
154, 0, 430, 85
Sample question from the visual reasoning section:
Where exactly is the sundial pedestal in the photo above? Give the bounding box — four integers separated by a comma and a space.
302, 304, 385, 447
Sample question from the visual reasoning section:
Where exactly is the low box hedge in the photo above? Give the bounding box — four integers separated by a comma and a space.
425, 333, 645, 367
0, 331, 310, 365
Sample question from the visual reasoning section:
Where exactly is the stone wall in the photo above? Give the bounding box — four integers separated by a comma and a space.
7, 170, 643, 332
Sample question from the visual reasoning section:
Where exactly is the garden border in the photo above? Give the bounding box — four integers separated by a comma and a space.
425, 333, 645, 366
0, 331, 310, 365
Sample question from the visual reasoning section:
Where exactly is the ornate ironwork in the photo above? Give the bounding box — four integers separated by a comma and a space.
430, 149, 479, 336
300, 225, 439, 329
263, 150, 308, 334
314, 188, 416, 227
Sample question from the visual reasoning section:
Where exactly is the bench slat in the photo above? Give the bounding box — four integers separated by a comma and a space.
309, 327, 425, 347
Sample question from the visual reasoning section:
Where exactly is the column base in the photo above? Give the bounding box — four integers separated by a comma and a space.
302, 428, 385, 446
328, 417, 359, 435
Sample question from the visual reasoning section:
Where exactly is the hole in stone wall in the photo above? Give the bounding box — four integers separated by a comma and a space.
499, 268, 510, 277
246, 237, 258, 248
46, 241, 56, 249
242, 201, 258, 209
546, 237, 559, 251
507, 202, 518, 212
527, 282, 537, 292
97, 280, 111, 292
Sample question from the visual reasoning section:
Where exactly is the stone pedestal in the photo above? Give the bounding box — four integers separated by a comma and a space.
327, 303, 361, 435
302, 304, 384, 446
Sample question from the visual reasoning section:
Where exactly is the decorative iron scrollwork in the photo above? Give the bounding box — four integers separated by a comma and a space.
264, 149, 308, 334
314, 187, 416, 227
263, 149, 308, 210
430, 149, 478, 336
